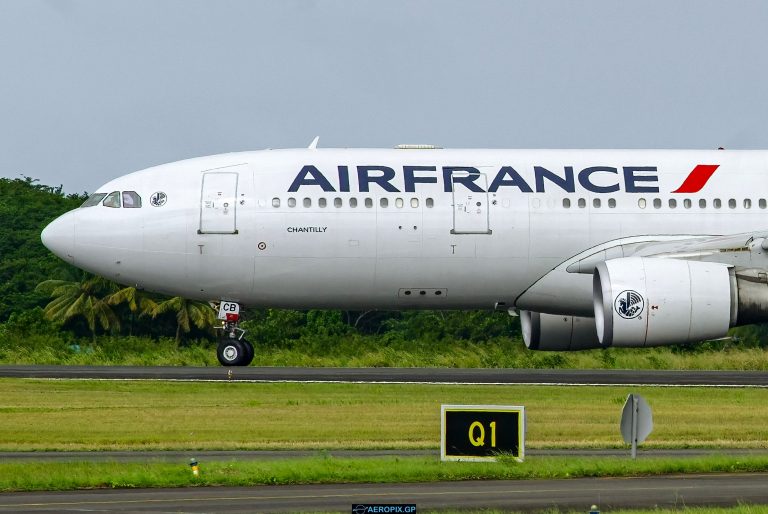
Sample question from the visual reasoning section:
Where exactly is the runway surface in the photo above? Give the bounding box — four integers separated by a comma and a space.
1, 365, 767, 386
1, 473, 767, 512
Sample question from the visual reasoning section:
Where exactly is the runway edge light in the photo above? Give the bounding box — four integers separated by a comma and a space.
189, 458, 200, 477
440, 404, 525, 462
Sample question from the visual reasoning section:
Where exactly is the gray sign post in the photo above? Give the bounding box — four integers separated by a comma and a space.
620, 393, 652, 459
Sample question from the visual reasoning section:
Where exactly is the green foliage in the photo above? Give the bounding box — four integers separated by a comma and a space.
381, 310, 519, 343
36, 276, 121, 338
0, 177, 85, 321
107, 286, 158, 317
151, 296, 216, 345
2, 455, 768, 493
242, 309, 307, 345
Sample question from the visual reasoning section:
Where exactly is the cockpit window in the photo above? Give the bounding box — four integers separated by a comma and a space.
102, 191, 121, 208
122, 191, 142, 208
81, 193, 107, 208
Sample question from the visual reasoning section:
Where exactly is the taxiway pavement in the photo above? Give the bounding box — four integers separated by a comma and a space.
1, 473, 766, 512
1, 365, 766, 386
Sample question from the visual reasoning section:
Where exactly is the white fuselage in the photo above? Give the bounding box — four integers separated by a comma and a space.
41, 148, 768, 316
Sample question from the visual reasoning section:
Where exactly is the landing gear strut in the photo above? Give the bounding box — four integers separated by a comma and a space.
214, 301, 253, 367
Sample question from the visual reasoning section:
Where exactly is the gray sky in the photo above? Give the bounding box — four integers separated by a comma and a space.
2, 0, 768, 193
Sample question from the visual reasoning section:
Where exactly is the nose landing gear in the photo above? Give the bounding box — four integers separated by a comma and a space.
213, 301, 254, 367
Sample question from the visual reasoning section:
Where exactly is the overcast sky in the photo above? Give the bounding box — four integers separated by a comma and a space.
2, 0, 768, 193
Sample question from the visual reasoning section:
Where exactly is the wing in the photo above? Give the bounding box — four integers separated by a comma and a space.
564, 231, 768, 274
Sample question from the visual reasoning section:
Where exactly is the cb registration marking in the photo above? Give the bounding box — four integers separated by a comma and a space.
217, 301, 240, 320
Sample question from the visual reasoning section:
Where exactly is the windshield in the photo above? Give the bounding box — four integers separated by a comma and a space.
81, 193, 107, 208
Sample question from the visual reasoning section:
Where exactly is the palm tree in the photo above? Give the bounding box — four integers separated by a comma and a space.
106, 286, 157, 336
151, 296, 216, 346
35, 276, 120, 340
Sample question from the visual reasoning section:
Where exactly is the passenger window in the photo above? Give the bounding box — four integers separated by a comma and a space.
608, 198, 616, 208
350, 198, 358, 208
102, 191, 121, 208
728, 199, 736, 209
744, 199, 752, 209
578, 198, 586, 208
699, 199, 707, 208
319, 198, 327, 208
272, 197, 280, 208
593, 198, 600, 208
668, 199, 677, 209
563, 198, 571, 208
638, 198, 646, 209
410, 198, 419, 208
426, 198, 434, 208
653, 198, 661, 209
395, 198, 404, 208
288, 197, 296, 208
380, 198, 389, 208
81, 193, 107, 208
334, 197, 342, 208
365, 198, 373, 208
122, 191, 141, 208
714, 199, 722, 209
684, 199, 692, 209
303, 198, 311, 208
761, 199, 767, 209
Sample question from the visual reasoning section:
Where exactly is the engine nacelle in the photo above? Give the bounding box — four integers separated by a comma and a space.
593, 257, 735, 347
521, 311, 602, 351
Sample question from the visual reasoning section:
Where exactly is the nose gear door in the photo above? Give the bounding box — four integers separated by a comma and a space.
199, 171, 239, 234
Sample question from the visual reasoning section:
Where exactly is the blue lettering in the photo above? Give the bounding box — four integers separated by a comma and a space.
443, 166, 484, 192
623, 166, 659, 193
534, 166, 575, 193
338, 166, 350, 192
288, 163, 661, 194
288, 165, 336, 192
357, 166, 400, 192
489, 166, 533, 193
578, 166, 620, 193
403, 166, 437, 192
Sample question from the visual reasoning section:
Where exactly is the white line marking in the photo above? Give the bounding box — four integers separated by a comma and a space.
16, 378, 768, 388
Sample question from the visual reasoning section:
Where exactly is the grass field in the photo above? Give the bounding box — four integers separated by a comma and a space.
4, 332, 768, 370
0, 379, 766, 451
2, 455, 768, 492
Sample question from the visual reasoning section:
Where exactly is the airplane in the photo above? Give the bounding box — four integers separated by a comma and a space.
40, 140, 768, 366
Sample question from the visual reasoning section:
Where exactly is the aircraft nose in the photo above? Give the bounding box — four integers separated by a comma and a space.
41, 213, 76, 263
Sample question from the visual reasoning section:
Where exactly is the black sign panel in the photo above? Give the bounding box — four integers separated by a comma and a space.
441, 406, 524, 461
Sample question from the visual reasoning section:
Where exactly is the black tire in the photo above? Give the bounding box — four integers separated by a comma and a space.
241, 340, 254, 366
217, 339, 246, 366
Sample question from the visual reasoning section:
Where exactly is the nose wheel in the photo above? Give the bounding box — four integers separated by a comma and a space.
213, 301, 253, 367
216, 339, 254, 367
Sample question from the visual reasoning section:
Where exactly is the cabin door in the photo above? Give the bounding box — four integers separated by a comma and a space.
450, 171, 492, 234
199, 171, 239, 234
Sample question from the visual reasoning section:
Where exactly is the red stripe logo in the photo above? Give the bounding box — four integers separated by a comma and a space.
671, 164, 719, 193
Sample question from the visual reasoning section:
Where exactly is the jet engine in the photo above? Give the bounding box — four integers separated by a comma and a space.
593, 257, 735, 347
521, 311, 601, 350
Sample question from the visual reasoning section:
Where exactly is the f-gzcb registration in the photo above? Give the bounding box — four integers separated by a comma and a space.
41, 142, 768, 365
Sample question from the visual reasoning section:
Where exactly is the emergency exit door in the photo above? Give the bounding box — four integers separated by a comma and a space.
199, 171, 239, 234
450, 171, 492, 234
